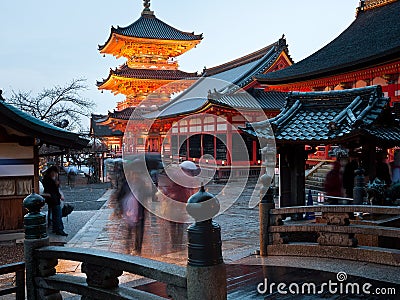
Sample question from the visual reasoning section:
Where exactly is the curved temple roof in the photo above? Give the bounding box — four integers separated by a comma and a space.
0, 100, 89, 149
139, 38, 291, 119
99, 10, 202, 51
256, 0, 400, 85
97, 64, 199, 86
144, 89, 287, 120
241, 86, 400, 146
204, 37, 291, 90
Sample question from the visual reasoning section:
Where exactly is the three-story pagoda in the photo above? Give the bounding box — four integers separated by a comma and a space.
97, 0, 202, 110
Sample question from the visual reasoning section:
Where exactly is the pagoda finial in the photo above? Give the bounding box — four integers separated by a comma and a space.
142, 0, 154, 15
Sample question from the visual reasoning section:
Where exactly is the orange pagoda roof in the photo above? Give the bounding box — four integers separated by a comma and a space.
99, 0, 202, 60
97, 64, 199, 97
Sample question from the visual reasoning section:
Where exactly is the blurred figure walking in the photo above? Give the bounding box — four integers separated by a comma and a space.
324, 161, 343, 204
111, 161, 152, 255
158, 161, 199, 249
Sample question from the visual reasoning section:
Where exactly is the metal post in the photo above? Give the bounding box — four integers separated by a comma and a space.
353, 168, 366, 205
259, 174, 275, 256
186, 185, 226, 300
23, 193, 49, 300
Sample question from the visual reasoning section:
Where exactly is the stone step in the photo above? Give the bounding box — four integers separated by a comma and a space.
305, 184, 325, 192
306, 176, 325, 182
306, 181, 324, 188
314, 170, 329, 176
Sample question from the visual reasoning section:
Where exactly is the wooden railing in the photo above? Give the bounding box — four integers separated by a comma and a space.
33, 246, 186, 300
23, 190, 227, 300
267, 205, 400, 266
0, 262, 25, 300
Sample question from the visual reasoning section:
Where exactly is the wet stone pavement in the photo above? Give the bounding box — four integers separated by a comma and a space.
11, 179, 398, 299
61, 179, 399, 299
66, 181, 260, 265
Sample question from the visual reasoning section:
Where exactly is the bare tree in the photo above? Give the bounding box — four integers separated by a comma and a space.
7, 78, 95, 132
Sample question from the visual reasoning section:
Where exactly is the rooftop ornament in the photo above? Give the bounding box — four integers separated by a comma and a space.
142, 0, 154, 15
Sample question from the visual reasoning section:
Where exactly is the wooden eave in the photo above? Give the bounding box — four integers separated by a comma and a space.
257, 48, 400, 86
99, 34, 201, 59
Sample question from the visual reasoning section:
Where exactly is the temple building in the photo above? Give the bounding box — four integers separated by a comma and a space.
97, 0, 202, 110
0, 99, 88, 236
255, 0, 400, 105
237, 0, 400, 206
92, 0, 202, 153
251, 0, 400, 163
92, 0, 293, 159
137, 38, 292, 166
242, 85, 400, 207
96, 37, 293, 164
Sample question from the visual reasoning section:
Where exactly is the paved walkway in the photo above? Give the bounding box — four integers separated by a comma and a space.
38, 182, 400, 299
54, 182, 261, 298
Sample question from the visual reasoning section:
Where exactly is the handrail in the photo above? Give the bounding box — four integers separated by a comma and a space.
36, 274, 165, 300
35, 246, 187, 288
305, 161, 326, 178
324, 195, 354, 201
0, 262, 25, 300
270, 205, 400, 215
269, 224, 400, 238
267, 204, 400, 266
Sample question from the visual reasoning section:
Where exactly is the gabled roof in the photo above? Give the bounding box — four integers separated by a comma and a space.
0, 100, 89, 149
241, 86, 400, 146
94, 106, 155, 131
91, 114, 123, 137
209, 89, 287, 111
204, 37, 291, 89
256, 0, 400, 85
99, 12, 202, 50
144, 97, 208, 119
97, 64, 199, 87
108, 107, 136, 120
144, 89, 287, 120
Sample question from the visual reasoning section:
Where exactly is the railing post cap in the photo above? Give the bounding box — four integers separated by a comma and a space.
186, 185, 220, 222
23, 192, 45, 213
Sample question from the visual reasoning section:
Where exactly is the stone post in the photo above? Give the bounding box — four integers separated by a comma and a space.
81, 263, 123, 300
23, 192, 61, 300
186, 185, 226, 300
259, 174, 275, 256
353, 168, 366, 205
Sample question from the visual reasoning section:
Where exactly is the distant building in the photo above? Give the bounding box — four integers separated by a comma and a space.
97, 0, 202, 110
254, 0, 400, 162
256, 0, 400, 104
0, 100, 88, 236
92, 1, 293, 165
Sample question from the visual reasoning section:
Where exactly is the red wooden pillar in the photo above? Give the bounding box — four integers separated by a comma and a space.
214, 135, 217, 161
252, 140, 257, 165
214, 116, 217, 161
226, 116, 232, 165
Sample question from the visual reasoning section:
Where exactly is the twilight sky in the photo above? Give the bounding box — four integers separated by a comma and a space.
1, 0, 360, 122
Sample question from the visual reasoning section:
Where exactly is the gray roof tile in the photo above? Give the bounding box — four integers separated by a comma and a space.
99, 13, 202, 50
241, 86, 400, 146
256, 1, 400, 84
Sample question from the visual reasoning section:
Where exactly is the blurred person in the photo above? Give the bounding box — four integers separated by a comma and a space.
67, 165, 78, 187
376, 151, 392, 186
112, 162, 151, 255
391, 150, 400, 183
158, 161, 199, 249
42, 166, 67, 236
342, 159, 358, 198
324, 161, 343, 203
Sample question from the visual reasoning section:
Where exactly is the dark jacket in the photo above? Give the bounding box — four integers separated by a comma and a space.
42, 176, 61, 206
